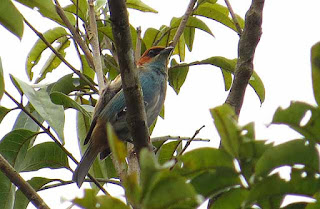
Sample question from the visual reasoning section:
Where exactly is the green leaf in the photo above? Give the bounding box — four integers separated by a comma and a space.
142, 171, 199, 209
26, 27, 69, 80
0, 57, 4, 100
49, 74, 80, 95
255, 139, 319, 177
0, 172, 15, 209
50, 91, 91, 119
239, 140, 273, 180
191, 168, 240, 198
247, 171, 320, 207
99, 24, 137, 48
170, 16, 214, 37
69, 0, 88, 21
157, 141, 180, 165
21, 142, 69, 171
311, 42, 320, 106
123, 173, 141, 206
81, 55, 95, 80
12, 76, 65, 144
209, 188, 249, 209
107, 123, 127, 165
168, 58, 189, 94
199, 56, 265, 103
193, 3, 244, 33
126, 0, 158, 13
73, 189, 130, 209
0, 129, 37, 171
221, 69, 232, 91
178, 147, 235, 176
272, 101, 320, 141
0, 0, 24, 39
13, 104, 43, 132
35, 37, 70, 83
210, 104, 240, 158
143, 28, 160, 49
16, 0, 75, 26
140, 148, 160, 199
14, 177, 55, 209
0, 106, 10, 123
184, 27, 195, 51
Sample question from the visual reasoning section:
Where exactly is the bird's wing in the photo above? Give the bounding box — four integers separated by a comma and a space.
84, 75, 123, 145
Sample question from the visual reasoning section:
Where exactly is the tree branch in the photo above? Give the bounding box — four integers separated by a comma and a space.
23, 18, 98, 93
54, 0, 95, 69
88, 0, 105, 92
224, 0, 243, 35
0, 154, 50, 209
225, 0, 264, 116
108, 0, 152, 156
170, 0, 197, 48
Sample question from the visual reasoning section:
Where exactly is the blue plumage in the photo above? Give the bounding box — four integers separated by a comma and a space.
73, 46, 173, 187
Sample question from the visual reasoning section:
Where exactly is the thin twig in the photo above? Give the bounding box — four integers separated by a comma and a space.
88, 0, 105, 93
23, 19, 98, 93
38, 178, 121, 191
169, 125, 205, 170
54, 0, 95, 69
170, 0, 197, 48
0, 154, 50, 209
225, 0, 264, 116
151, 135, 210, 142
135, 26, 142, 62
224, 0, 243, 35
5, 91, 109, 195
178, 125, 205, 156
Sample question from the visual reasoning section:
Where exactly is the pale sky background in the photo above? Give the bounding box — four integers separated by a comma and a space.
0, 0, 320, 208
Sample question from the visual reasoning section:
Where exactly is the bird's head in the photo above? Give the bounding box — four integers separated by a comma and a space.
137, 46, 174, 68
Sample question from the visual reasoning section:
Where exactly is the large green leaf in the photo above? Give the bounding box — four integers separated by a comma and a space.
191, 168, 240, 198
143, 28, 161, 49
272, 101, 320, 141
126, 0, 157, 13
0, 57, 4, 100
20, 142, 69, 171
0, 172, 15, 209
73, 189, 130, 209
0, 129, 37, 171
49, 74, 80, 95
177, 147, 235, 176
0, 0, 24, 39
50, 91, 91, 119
168, 58, 189, 94
209, 188, 249, 209
193, 3, 244, 33
189, 56, 265, 103
35, 37, 71, 83
15, 0, 75, 26
107, 123, 127, 166
13, 104, 43, 132
247, 170, 320, 207
210, 104, 240, 158
12, 76, 65, 144
26, 27, 69, 80
170, 16, 214, 37
255, 139, 319, 177
13, 177, 56, 209
184, 27, 195, 51
142, 171, 199, 209
311, 42, 320, 106
157, 141, 180, 165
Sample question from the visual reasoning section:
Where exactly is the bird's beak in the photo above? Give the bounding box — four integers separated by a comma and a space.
161, 46, 174, 57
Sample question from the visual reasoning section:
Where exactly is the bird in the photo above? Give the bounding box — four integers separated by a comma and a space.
73, 46, 174, 187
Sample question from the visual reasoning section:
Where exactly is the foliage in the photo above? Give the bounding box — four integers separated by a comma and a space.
0, 0, 319, 209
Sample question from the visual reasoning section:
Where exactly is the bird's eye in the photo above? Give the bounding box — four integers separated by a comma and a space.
148, 49, 157, 57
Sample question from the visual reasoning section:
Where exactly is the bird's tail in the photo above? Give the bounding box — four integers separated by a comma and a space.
72, 143, 99, 187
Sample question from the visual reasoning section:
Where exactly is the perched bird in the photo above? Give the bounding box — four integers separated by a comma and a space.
73, 46, 174, 187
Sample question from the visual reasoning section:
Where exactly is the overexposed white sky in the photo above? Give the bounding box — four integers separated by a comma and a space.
0, 0, 320, 208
